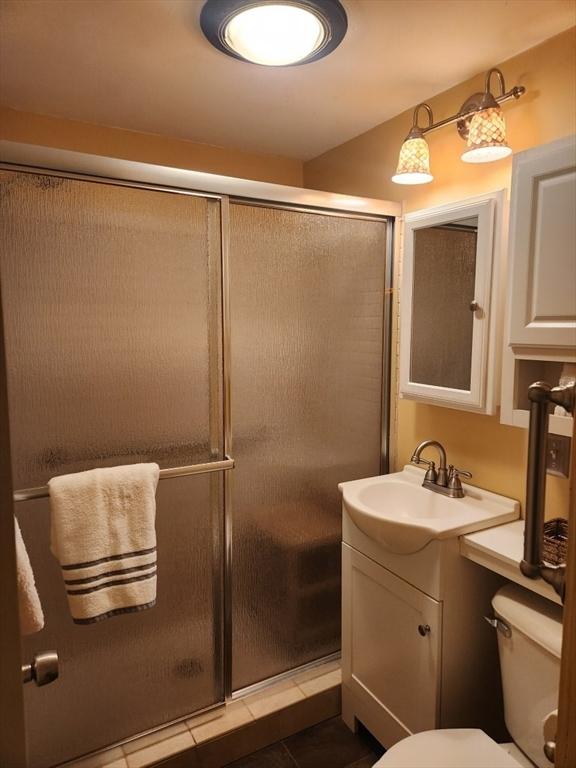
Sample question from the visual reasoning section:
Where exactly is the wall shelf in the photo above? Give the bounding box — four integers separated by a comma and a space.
501, 352, 575, 437
460, 521, 562, 605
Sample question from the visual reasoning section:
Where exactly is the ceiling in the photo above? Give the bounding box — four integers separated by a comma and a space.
0, 0, 574, 161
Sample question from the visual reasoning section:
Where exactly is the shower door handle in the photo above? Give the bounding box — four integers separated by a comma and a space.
22, 650, 59, 686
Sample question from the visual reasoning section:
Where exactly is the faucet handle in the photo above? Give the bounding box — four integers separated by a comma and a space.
449, 465, 472, 480
412, 457, 438, 484
448, 465, 472, 495
411, 456, 432, 467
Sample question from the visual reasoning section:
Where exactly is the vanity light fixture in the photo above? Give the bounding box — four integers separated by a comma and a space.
200, 0, 348, 67
392, 68, 525, 185
392, 104, 434, 185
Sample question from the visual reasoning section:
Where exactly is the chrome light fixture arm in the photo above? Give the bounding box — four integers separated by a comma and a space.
520, 380, 576, 603
411, 71, 525, 138
407, 103, 435, 138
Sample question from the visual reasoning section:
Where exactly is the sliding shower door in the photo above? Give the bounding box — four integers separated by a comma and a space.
229, 203, 388, 690
0, 165, 392, 763
0, 171, 224, 767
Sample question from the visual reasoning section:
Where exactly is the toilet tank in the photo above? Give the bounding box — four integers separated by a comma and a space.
492, 584, 562, 768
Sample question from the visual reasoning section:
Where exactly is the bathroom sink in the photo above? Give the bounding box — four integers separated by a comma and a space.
339, 465, 519, 554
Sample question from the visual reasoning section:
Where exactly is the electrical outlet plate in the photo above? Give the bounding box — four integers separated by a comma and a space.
546, 435, 571, 478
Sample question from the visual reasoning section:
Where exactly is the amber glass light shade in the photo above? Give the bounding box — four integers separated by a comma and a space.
461, 106, 512, 163
391, 136, 433, 185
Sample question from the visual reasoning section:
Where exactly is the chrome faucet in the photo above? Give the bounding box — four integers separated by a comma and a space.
410, 440, 472, 498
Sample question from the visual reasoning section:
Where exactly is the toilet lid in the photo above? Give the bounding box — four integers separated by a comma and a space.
373, 729, 524, 768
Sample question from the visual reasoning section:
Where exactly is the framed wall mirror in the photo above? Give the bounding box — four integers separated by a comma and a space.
399, 191, 504, 413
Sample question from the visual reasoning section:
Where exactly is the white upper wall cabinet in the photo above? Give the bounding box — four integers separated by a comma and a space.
501, 135, 576, 437
507, 135, 576, 349
399, 191, 504, 414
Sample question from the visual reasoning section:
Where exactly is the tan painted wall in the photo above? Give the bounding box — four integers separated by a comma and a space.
0, 106, 303, 186
305, 27, 576, 518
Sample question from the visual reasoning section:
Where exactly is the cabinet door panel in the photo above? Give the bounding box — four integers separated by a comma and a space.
399, 192, 503, 414
508, 136, 576, 348
342, 544, 441, 736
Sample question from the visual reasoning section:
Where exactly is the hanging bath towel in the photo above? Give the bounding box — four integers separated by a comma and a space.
15, 517, 45, 634
49, 463, 160, 624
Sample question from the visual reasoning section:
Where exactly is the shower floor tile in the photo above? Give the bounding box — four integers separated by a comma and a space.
222, 717, 384, 768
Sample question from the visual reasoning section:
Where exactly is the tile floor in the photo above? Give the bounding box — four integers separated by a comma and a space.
66, 660, 342, 768
222, 717, 385, 768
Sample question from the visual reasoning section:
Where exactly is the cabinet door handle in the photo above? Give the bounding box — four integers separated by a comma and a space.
418, 624, 431, 636
469, 301, 480, 312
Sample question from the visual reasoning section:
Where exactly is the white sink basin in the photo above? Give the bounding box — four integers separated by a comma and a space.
339, 465, 519, 554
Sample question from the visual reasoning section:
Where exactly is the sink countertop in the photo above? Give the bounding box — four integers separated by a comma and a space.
460, 520, 563, 605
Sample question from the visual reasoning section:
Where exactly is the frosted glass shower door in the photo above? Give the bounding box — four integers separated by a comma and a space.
229, 203, 388, 690
0, 171, 224, 767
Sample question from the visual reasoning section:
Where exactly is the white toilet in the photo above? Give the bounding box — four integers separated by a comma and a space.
373, 583, 563, 768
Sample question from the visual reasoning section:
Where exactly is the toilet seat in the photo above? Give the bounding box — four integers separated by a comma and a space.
373, 729, 524, 768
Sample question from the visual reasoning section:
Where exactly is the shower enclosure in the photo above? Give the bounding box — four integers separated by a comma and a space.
0, 144, 395, 767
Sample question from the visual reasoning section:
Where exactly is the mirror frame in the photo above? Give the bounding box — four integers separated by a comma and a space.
399, 190, 505, 413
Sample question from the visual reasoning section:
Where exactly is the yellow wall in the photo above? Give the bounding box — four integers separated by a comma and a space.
305, 28, 576, 517
0, 106, 303, 186
1, 29, 573, 515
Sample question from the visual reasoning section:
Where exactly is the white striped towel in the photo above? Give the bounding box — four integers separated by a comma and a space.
15, 517, 45, 634
49, 463, 160, 625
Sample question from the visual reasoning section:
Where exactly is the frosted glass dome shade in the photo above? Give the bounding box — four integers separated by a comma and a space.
224, 4, 325, 66
200, 0, 348, 67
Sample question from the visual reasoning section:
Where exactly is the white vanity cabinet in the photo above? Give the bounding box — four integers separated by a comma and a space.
341, 510, 509, 751
501, 135, 576, 436
342, 546, 442, 738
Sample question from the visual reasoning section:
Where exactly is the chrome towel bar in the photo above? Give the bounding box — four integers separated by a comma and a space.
12, 456, 235, 503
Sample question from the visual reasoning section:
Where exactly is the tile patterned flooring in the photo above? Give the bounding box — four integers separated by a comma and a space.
223, 718, 385, 768
66, 660, 342, 768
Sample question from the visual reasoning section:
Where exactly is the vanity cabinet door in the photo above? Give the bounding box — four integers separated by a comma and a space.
507, 136, 576, 349
342, 544, 442, 740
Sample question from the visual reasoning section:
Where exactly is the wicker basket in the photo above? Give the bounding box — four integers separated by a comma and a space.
543, 518, 569, 566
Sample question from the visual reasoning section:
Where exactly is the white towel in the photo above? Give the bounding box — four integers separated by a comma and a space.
15, 517, 45, 635
49, 463, 160, 625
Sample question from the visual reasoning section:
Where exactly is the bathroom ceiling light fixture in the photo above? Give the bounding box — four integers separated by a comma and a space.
392, 68, 525, 185
200, 0, 348, 67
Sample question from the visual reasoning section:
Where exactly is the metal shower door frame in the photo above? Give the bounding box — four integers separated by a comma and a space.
0, 141, 396, 748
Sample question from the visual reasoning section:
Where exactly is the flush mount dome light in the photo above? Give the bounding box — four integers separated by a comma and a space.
200, 0, 347, 66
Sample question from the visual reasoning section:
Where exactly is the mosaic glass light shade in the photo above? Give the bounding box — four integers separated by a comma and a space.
461, 106, 512, 163
391, 136, 433, 185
